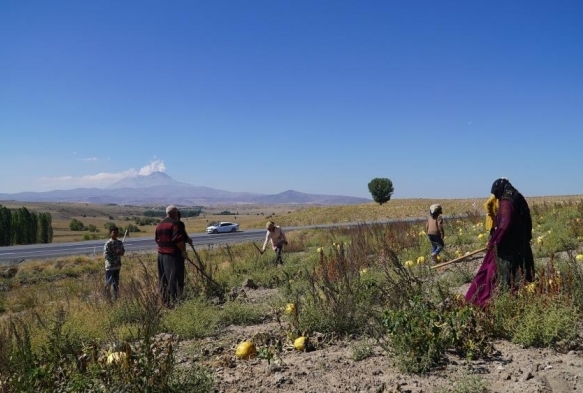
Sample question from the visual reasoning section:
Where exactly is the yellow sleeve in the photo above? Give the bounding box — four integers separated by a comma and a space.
484, 194, 497, 231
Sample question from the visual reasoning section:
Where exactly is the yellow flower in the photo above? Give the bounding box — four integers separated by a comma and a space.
416, 256, 425, 264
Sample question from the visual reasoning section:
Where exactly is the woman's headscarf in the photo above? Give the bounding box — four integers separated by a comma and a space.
490, 178, 514, 200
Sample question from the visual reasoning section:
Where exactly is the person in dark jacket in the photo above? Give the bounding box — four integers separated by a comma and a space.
466, 179, 534, 306
155, 205, 187, 307
489, 178, 534, 287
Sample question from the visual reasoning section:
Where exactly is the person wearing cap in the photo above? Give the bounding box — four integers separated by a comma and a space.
426, 204, 445, 263
466, 179, 534, 307
155, 205, 187, 307
261, 221, 288, 265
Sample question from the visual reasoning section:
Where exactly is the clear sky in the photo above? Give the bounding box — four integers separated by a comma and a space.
1, 1, 582, 199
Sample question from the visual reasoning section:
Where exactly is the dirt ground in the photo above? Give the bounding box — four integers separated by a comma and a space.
177, 259, 583, 393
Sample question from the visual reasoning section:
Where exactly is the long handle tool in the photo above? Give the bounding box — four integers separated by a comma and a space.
431, 247, 488, 269
252, 242, 264, 254
187, 244, 223, 297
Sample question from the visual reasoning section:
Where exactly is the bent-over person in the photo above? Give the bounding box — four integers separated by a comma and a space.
261, 221, 288, 265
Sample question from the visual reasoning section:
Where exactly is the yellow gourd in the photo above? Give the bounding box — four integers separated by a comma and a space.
106, 351, 128, 367
285, 303, 296, 314
235, 341, 257, 360
294, 336, 307, 351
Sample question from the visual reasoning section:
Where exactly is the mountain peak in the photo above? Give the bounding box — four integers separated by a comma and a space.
107, 172, 189, 189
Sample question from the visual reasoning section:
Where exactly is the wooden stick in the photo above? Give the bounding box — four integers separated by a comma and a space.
431, 247, 488, 269
188, 244, 223, 294
252, 242, 264, 254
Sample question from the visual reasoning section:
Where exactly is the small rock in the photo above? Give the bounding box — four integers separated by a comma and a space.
523, 372, 534, 381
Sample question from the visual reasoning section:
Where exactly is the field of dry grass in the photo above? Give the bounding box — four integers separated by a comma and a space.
2, 195, 582, 243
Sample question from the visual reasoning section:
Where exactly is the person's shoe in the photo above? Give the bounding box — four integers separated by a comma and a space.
431, 254, 438, 264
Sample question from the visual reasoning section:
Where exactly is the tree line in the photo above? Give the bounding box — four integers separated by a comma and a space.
0, 206, 53, 246
143, 207, 202, 218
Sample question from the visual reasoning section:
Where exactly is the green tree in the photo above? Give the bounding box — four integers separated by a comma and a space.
22, 208, 38, 245
69, 218, 85, 231
11, 209, 25, 245
0, 206, 11, 246
368, 178, 394, 205
124, 224, 141, 233
38, 212, 53, 244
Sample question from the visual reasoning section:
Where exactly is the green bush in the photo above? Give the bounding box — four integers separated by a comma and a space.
512, 297, 578, 348
489, 290, 579, 349
382, 294, 492, 373
382, 296, 447, 373
69, 218, 85, 231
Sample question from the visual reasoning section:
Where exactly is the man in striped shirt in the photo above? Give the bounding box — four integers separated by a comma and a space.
155, 205, 187, 307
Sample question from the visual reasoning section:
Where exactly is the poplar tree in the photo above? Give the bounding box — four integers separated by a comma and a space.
0, 206, 11, 246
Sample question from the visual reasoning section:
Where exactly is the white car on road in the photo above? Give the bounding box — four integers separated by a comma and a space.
206, 222, 239, 234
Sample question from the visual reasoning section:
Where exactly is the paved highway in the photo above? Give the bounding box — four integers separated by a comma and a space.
0, 217, 429, 264
0, 229, 271, 264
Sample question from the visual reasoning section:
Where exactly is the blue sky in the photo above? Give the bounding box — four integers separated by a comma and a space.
1, 1, 582, 199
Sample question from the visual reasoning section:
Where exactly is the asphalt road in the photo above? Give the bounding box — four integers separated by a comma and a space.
0, 218, 428, 264
0, 230, 270, 264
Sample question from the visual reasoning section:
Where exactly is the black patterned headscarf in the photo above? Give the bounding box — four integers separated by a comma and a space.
490, 178, 514, 200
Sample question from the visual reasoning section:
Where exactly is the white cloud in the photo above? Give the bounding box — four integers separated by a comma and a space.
39, 160, 166, 189
138, 159, 166, 175
81, 157, 98, 162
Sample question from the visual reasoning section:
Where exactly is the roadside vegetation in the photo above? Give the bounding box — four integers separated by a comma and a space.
0, 197, 582, 391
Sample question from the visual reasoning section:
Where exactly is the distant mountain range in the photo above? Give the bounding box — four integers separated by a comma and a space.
0, 172, 371, 206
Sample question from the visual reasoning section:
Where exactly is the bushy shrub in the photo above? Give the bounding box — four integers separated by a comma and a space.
69, 218, 85, 231
382, 296, 446, 373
